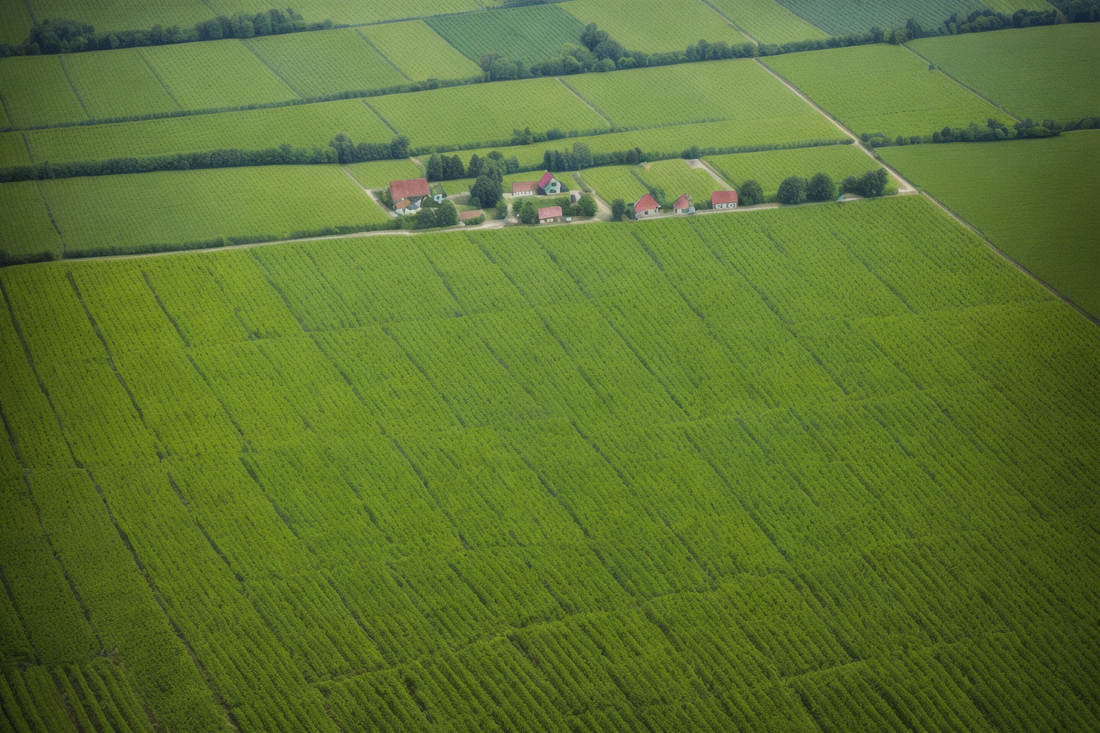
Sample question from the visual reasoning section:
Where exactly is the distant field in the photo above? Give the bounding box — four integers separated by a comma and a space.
141, 41, 298, 110
0, 55, 87, 127
980, 0, 1056, 11
244, 29, 407, 98
910, 24, 1100, 122
576, 165, 649, 204
368, 78, 609, 149
764, 44, 1012, 138
0, 132, 29, 166
706, 143, 884, 199
0, 100, 10, 130
63, 51, 180, 119
25, 0, 213, 35
707, 0, 829, 45
882, 132, 1100, 318
37, 165, 390, 257
360, 21, 482, 81
427, 4, 586, 64
15, 99, 393, 163
285, 0, 484, 25
0, 0, 33, 45
638, 159, 732, 204
562, 0, 750, 52
0, 181, 62, 264
344, 158, 424, 190
774, 0, 987, 36
564, 59, 818, 128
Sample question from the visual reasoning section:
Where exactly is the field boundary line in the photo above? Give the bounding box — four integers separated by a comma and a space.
0, 89, 15, 127
555, 77, 614, 127
362, 99, 400, 135
21, 133, 33, 162
339, 166, 399, 216
136, 50, 184, 111
18, 0, 37, 24
355, 28, 411, 82
902, 43, 1021, 123
33, 180, 66, 255
240, 40, 306, 99
57, 56, 91, 119
698, 0, 761, 44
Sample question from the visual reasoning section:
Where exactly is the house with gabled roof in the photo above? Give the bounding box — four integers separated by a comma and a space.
390, 178, 431, 213
538, 206, 563, 223
634, 193, 661, 217
673, 193, 694, 214
711, 190, 738, 209
538, 172, 562, 196
511, 181, 538, 197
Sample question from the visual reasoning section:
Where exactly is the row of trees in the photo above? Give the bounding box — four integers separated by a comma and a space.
328, 134, 410, 164
1, 9, 323, 57
943, 8, 1058, 35
861, 119, 1074, 149
1048, 0, 1100, 22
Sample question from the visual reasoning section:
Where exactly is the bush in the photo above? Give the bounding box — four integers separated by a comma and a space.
578, 194, 598, 218
806, 173, 836, 202
739, 180, 765, 207
611, 199, 625, 221
462, 213, 485, 226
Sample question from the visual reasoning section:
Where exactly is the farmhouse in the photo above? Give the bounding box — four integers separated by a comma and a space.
511, 181, 538, 197
711, 190, 738, 209
538, 206, 563, 223
634, 193, 661, 217
673, 193, 695, 214
538, 171, 562, 195
390, 178, 431, 213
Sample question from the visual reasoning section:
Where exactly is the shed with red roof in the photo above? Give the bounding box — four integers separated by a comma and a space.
673, 193, 694, 214
634, 193, 661, 217
538, 206, 563, 223
711, 190, 738, 209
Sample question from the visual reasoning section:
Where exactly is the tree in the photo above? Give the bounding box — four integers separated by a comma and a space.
578, 194, 598, 218
520, 200, 538, 225
436, 200, 458, 227
739, 180, 764, 207
777, 176, 808, 205
807, 173, 836, 202
416, 207, 437, 229
611, 199, 625, 221
443, 155, 464, 180
580, 23, 608, 52
467, 154, 483, 178
391, 135, 410, 159
426, 154, 443, 181
471, 176, 502, 208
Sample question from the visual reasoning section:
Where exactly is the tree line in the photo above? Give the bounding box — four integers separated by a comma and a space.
859, 118, 1100, 149
0, 9, 329, 57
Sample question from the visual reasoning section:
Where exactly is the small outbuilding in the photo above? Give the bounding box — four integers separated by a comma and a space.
673, 193, 694, 214
538, 206, 563, 224
634, 193, 661, 217
538, 172, 562, 196
390, 178, 431, 213
711, 190, 738, 209
570, 190, 583, 204
459, 209, 484, 223
394, 198, 419, 215
511, 181, 539, 197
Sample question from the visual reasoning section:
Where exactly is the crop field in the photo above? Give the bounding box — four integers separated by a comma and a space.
564, 59, 820, 128
18, 98, 394, 164
910, 24, 1100, 122
344, 158, 424, 190
764, 44, 1012, 138
140, 41, 298, 111
25, 0, 214, 35
980, 0, 1056, 12
882, 131, 1100, 318
707, 0, 829, 45
562, 0, 750, 52
773, 0, 987, 36
438, 170, 552, 197
706, 143, 883, 198
581, 159, 731, 206
1, 197, 1098, 732
287, 0, 484, 26
359, 21, 482, 82
0, 181, 62, 264
244, 29, 407, 98
62, 51, 180, 119
576, 164, 649, 203
427, 4, 587, 64
0, 55, 87, 128
0, 132, 29, 166
33, 165, 390, 257
368, 78, 609, 149
0, 0, 33, 45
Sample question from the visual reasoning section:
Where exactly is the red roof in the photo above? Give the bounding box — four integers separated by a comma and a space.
673, 194, 692, 210
538, 206, 563, 220
390, 178, 430, 201
538, 171, 555, 187
512, 181, 538, 194
711, 190, 738, 205
459, 209, 483, 221
634, 194, 660, 213
395, 198, 412, 209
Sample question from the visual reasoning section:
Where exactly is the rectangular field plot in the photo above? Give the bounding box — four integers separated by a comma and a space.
344, 158, 424, 190
580, 160, 731, 206
0, 181, 62, 264
38, 165, 389, 257
563, 59, 819, 128
0, 55, 87, 127
707, 0, 829, 45
27, 0, 215, 34
882, 132, 1100, 318
369, 78, 609, 148
706, 143, 881, 198
23, 98, 393, 163
282, 0, 484, 25
427, 4, 587, 64
360, 21, 482, 82
63, 50, 180, 119
910, 24, 1100, 123
0, 0, 33, 45
577, 165, 650, 204
764, 44, 1011, 138
245, 29, 407, 98
562, 0, 750, 52
140, 41, 299, 110
773, 0, 986, 36
0, 132, 30, 166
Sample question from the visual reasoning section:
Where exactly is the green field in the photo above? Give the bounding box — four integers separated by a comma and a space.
562, 0, 750, 52
980, 0, 1056, 11
360, 21, 482, 81
282, 0, 484, 25
25, 0, 214, 35
774, 0, 987, 36
13, 98, 393, 164
368, 77, 610, 148
706, 143, 884, 198
910, 24, 1100, 122
564, 58, 821, 128
427, 4, 587, 64
0, 55, 87, 127
2, 197, 1098, 732
140, 41, 299, 111
0, 181, 62, 264
344, 158, 424, 190
63, 51, 180, 119
0, 131, 29, 166
244, 29, 407, 98
32, 165, 391, 257
581, 159, 731, 207
764, 44, 1013, 138
575, 164, 649, 203
0, 0, 33, 45
882, 132, 1100, 318
707, 0, 830, 44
